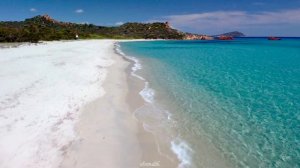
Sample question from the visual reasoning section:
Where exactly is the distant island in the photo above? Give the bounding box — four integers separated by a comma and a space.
215, 31, 246, 37
0, 15, 214, 42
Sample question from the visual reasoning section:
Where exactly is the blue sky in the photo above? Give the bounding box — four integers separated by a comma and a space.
0, 0, 300, 36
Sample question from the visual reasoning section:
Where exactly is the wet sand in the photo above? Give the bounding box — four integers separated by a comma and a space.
124, 56, 179, 168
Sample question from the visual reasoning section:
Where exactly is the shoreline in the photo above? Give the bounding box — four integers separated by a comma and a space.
116, 43, 180, 167
60, 40, 179, 168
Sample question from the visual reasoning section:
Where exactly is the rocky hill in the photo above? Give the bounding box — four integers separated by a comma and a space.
0, 15, 185, 42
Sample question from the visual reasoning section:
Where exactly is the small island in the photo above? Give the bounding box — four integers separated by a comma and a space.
216, 31, 245, 37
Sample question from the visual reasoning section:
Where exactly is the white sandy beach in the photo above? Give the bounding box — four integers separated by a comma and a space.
0, 40, 125, 167
0, 40, 178, 168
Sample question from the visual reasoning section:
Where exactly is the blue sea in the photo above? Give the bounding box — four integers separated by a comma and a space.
118, 38, 300, 168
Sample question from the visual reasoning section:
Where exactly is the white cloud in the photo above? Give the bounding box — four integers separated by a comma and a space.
75, 9, 84, 14
115, 22, 124, 26
29, 8, 37, 12
154, 8, 300, 35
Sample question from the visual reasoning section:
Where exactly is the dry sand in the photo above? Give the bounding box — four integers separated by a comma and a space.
61, 43, 141, 167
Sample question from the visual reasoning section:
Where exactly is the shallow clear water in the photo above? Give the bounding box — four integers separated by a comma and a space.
120, 38, 300, 168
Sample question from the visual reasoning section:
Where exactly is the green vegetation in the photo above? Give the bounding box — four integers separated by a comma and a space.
0, 15, 185, 42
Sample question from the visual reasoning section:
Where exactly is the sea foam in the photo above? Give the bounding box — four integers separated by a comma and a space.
139, 82, 155, 103
171, 138, 193, 168
115, 43, 145, 80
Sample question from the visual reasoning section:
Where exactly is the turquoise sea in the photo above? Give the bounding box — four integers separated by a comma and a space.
119, 38, 300, 168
